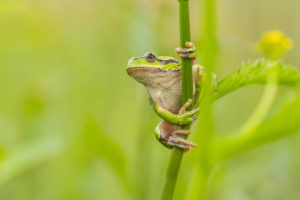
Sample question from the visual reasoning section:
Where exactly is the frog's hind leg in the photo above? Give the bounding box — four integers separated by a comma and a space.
167, 131, 197, 152
156, 121, 197, 151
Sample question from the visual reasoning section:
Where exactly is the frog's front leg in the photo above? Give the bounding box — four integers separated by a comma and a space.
150, 98, 199, 125
155, 121, 197, 151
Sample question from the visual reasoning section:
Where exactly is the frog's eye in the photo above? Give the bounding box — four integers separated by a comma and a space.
145, 53, 156, 63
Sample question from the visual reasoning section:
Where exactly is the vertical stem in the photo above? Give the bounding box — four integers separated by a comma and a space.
160, 147, 184, 200
160, 0, 193, 199
202, 0, 217, 69
179, 0, 194, 102
190, 0, 217, 199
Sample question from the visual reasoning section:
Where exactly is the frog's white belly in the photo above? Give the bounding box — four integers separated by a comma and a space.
147, 80, 182, 114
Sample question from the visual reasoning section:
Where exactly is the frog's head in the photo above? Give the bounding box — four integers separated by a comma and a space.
126, 52, 180, 86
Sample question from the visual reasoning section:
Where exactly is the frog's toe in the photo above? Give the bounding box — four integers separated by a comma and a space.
179, 99, 193, 114
185, 42, 194, 48
192, 114, 199, 120
167, 135, 197, 151
176, 51, 195, 59
175, 42, 196, 59
190, 107, 200, 115
180, 107, 200, 121
173, 130, 191, 135
168, 142, 190, 151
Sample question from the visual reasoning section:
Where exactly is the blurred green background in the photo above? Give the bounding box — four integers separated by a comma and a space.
0, 0, 300, 199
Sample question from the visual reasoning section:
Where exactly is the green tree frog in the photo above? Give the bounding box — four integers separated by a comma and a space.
126, 43, 205, 151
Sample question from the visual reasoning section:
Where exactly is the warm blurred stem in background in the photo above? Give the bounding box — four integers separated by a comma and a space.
160, 0, 194, 199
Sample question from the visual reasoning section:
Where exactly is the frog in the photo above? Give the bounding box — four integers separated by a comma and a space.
126, 42, 206, 151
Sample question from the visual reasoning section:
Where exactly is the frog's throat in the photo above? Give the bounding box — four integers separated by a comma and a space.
126, 67, 181, 88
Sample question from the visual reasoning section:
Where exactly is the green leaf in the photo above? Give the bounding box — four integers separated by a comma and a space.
212, 59, 300, 101
0, 147, 4, 162
82, 118, 129, 188
0, 136, 63, 185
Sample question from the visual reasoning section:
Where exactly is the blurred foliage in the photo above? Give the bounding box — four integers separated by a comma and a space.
216, 88, 300, 161
0, 0, 300, 200
258, 30, 293, 60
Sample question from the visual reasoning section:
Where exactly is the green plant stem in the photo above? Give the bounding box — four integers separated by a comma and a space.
190, 0, 217, 199
179, 0, 194, 102
160, 0, 193, 199
215, 89, 300, 161
237, 67, 278, 138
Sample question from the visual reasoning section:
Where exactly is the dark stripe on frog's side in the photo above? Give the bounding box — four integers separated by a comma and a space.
139, 53, 179, 65
157, 58, 179, 65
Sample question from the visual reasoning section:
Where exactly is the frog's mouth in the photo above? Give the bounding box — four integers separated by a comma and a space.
126, 66, 171, 85
126, 66, 163, 76
126, 66, 181, 86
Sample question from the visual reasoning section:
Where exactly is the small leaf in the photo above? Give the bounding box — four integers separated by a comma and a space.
213, 59, 300, 101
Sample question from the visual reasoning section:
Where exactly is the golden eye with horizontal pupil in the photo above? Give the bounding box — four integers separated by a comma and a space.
145, 53, 156, 63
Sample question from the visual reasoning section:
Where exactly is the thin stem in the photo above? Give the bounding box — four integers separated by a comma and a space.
160, 0, 193, 199
190, 0, 217, 199
179, 0, 193, 103
238, 69, 278, 138
215, 65, 281, 161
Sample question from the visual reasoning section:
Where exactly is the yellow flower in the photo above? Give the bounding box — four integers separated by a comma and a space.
258, 30, 293, 60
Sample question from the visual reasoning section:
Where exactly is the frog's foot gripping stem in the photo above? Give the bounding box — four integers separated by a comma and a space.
176, 42, 196, 59
169, 98, 198, 151
167, 130, 197, 152
151, 98, 199, 126
179, 98, 193, 115
178, 99, 199, 125
156, 119, 198, 151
